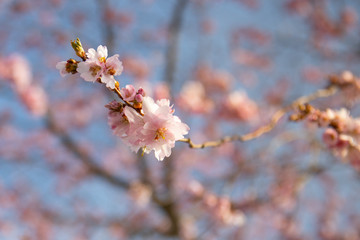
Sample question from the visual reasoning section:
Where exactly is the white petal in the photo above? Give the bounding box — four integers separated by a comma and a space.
77, 62, 89, 74
56, 61, 67, 77
101, 74, 115, 89
86, 48, 97, 60
97, 45, 108, 59
77, 62, 97, 82
142, 96, 159, 115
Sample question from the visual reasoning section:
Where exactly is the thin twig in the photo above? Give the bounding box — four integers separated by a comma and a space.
179, 85, 338, 149
112, 87, 144, 116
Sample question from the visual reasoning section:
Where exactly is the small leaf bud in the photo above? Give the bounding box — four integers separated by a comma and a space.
71, 38, 86, 60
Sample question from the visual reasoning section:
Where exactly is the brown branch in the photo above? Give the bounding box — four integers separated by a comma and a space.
45, 109, 186, 236
159, 0, 190, 236
45, 110, 130, 189
165, 0, 189, 94
179, 85, 338, 149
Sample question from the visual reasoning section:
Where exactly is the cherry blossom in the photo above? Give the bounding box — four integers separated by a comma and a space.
106, 96, 189, 161
55, 59, 78, 77
177, 81, 214, 114
293, 106, 360, 161
5, 2, 360, 239
77, 45, 123, 89
55, 61, 68, 77
220, 90, 258, 122
141, 97, 189, 160
19, 85, 48, 116
120, 85, 136, 101
106, 101, 143, 139
8, 54, 32, 91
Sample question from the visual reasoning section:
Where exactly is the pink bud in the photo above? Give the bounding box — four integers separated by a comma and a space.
322, 128, 339, 147
135, 94, 143, 102
137, 87, 145, 96
120, 84, 136, 101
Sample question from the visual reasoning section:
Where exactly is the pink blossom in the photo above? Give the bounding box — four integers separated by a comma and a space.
6, 54, 32, 91
120, 85, 136, 101
106, 101, 133, 137
317, 109, 336, 127
107, 105, 129, 137
153, 83, 170, 101
122, 55, 149, 80
220, 91, 258, 122
311, 108, 360, 159
177, 81, 214, 114
55, 59, 78, 77
77, 45, 123, 89
86, 45, 108, 64
195, 65, 232, 93
19, 85, 48, 116
323, 128, 339, 147
141, 97, 189, 161
121, 106, 145, 152
106, 101, 144, 152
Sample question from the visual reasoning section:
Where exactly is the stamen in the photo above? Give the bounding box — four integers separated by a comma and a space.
108, 68, 116, 75
154, 127, 167, 140
89, 65, 102, 76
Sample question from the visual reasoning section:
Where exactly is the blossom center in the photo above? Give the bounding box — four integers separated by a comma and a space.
107, 68, 116, 75
89, 65, 102, 76
99, 57, 106, 63
154, 127, 167, 140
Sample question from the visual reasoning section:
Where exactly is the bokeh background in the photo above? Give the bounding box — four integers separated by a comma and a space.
1, 0, 360, 239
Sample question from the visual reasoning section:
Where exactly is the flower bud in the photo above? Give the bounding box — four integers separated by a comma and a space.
71, 38, 86, 60
137, 87, 145, 96
135, 94, 143, 103
65, 59, 78, 74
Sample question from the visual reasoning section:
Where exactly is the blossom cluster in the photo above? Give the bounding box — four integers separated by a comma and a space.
329, 70, 360, 104
105, 92, 189, 161
291, 104, 360, 168
177, 64, 259, 122
187, 181, 245, 226
57, 41, 123, 89
0, 54, 47, 116
56, 39, 189, 160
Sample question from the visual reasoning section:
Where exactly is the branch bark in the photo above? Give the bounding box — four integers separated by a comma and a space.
179, 85, 338, 148
45, 110, 130, 189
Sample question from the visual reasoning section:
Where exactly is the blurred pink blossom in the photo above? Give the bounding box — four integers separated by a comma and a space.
177, 81, 214, 114
19, 85, 48, 116
5, 54, 32, 91
122, 56, 150, 80
153, 83, 170, 101
195, 65, 233, 93
220, 91, 258, 122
